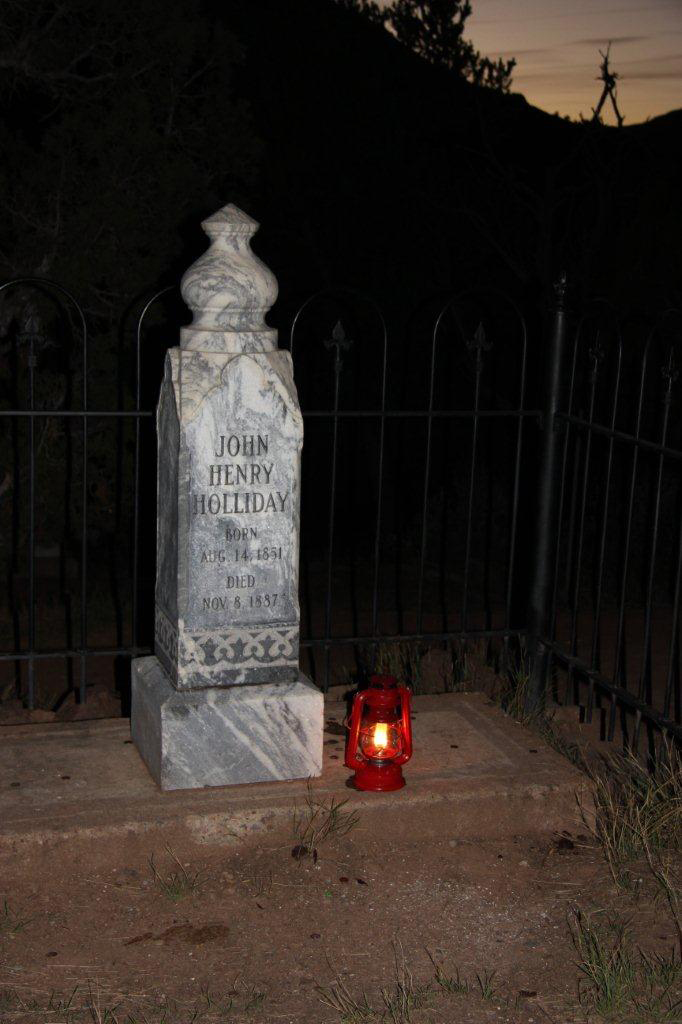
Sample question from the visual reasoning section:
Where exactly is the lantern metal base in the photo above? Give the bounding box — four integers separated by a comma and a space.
351, 761, 406, 792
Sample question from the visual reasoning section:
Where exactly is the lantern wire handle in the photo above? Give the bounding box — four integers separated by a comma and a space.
344, 689, 370, 768
396, 685, 413, 764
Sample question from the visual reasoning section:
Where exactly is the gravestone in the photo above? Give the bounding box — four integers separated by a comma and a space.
131, 204, 323, 791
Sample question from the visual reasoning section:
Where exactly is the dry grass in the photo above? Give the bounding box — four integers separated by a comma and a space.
427, 950, 470, 996
148, 845, 207, 901
447, 638, 489, 692
292, 783, 360, 860
498, 643, 532, 721
371, 637, 490, 694
380, 944, 433, 1024
318, 975, 375, 1024
571, 715, 682, 1016
570, 908, 682, 1023
372, 641, 426, 694
641, 834, 682, 959
0, 979, 265, 1023
320, 944, 512, 1024
583, 741, 682, 889
319, 944, 432, 1024
0, 899, 30, 937
474, 968, 498, 1001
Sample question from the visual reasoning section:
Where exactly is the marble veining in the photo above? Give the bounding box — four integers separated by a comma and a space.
154, 345, 303, 687
132, 657, 323, 791
151, 208, 303, 689
132, 202, 322, 792
180, 204, 278, 346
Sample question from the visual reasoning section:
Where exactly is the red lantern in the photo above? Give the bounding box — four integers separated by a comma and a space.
344, 675, 413, 791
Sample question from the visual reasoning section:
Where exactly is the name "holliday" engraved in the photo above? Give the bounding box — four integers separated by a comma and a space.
192, 491, 289, 515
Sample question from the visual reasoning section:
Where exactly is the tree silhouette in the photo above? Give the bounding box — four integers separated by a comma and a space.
0, 0, 259, 312
340, 0, 515, 91
591, 43, 625, 127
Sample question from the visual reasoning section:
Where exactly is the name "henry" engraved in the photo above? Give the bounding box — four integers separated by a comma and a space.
208, 463, 273, 486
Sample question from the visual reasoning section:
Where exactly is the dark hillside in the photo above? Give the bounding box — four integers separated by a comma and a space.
0, 0, 678, 315
227, 0, 681, 316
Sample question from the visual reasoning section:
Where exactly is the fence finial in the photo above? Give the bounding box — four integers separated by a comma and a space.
553, 270, 568, 310
180, 203, 278, 351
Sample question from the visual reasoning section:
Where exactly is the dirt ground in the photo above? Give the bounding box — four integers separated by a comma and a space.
0, 798, 677, 1024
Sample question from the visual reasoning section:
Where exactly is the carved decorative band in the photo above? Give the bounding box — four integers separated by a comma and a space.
180, 626, 298, 670
155, 606, 298, 671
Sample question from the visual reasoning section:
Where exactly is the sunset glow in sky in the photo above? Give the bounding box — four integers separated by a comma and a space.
380, 0, 682, 124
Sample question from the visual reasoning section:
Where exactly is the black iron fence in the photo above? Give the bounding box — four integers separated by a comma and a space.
0, 276, 679, 755
289, 287, 532, 689
531, 286, 682, 753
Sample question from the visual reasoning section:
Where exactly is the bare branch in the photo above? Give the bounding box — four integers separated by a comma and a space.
591, 43, 625, 127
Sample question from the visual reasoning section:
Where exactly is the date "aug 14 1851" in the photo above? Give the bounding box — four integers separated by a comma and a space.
200, 546, 283, 564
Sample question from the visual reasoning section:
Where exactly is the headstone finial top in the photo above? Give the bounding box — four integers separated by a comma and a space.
180, 203, 278, 350
201, 203, 259, 238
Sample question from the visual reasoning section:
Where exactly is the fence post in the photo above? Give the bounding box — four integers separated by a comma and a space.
526, 272, 569, 711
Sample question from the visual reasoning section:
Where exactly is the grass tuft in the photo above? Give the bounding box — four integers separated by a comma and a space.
571, 910, 637, 1017
584, 741, 682, 888
497, 643, 531, 721
640, 833, 682, 959
0, 900, 30, 936
318, 976, 375, 1023
427, 951, 470, 995
148, 846, 206, 901
322, 947, 508, 1023
380, 944, 432, 1023
292, 783, 359, 859
86, 982, 122, 1024
571, 907, 682, 1022
373, 641, 426, 694
0, 980, 265, 1022
320, 945, 431, 1024
475, 968, 497, 1001
243, 985, 266, 1012
433, 963, 470, 995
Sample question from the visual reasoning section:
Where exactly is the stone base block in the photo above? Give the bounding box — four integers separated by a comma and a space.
131, 656, 323, 791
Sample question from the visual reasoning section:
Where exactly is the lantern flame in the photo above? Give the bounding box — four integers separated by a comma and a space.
373, 722, 389, 750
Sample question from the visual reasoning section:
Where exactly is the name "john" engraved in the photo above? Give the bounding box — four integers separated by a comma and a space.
214, 434, 268, 457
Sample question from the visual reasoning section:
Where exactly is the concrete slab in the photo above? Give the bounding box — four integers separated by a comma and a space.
0, 692, 587, 859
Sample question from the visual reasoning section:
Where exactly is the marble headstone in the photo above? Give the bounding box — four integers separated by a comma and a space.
131, 205, 323, 790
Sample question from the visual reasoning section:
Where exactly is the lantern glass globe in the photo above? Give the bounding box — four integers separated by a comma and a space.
360, 721, 402, 760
